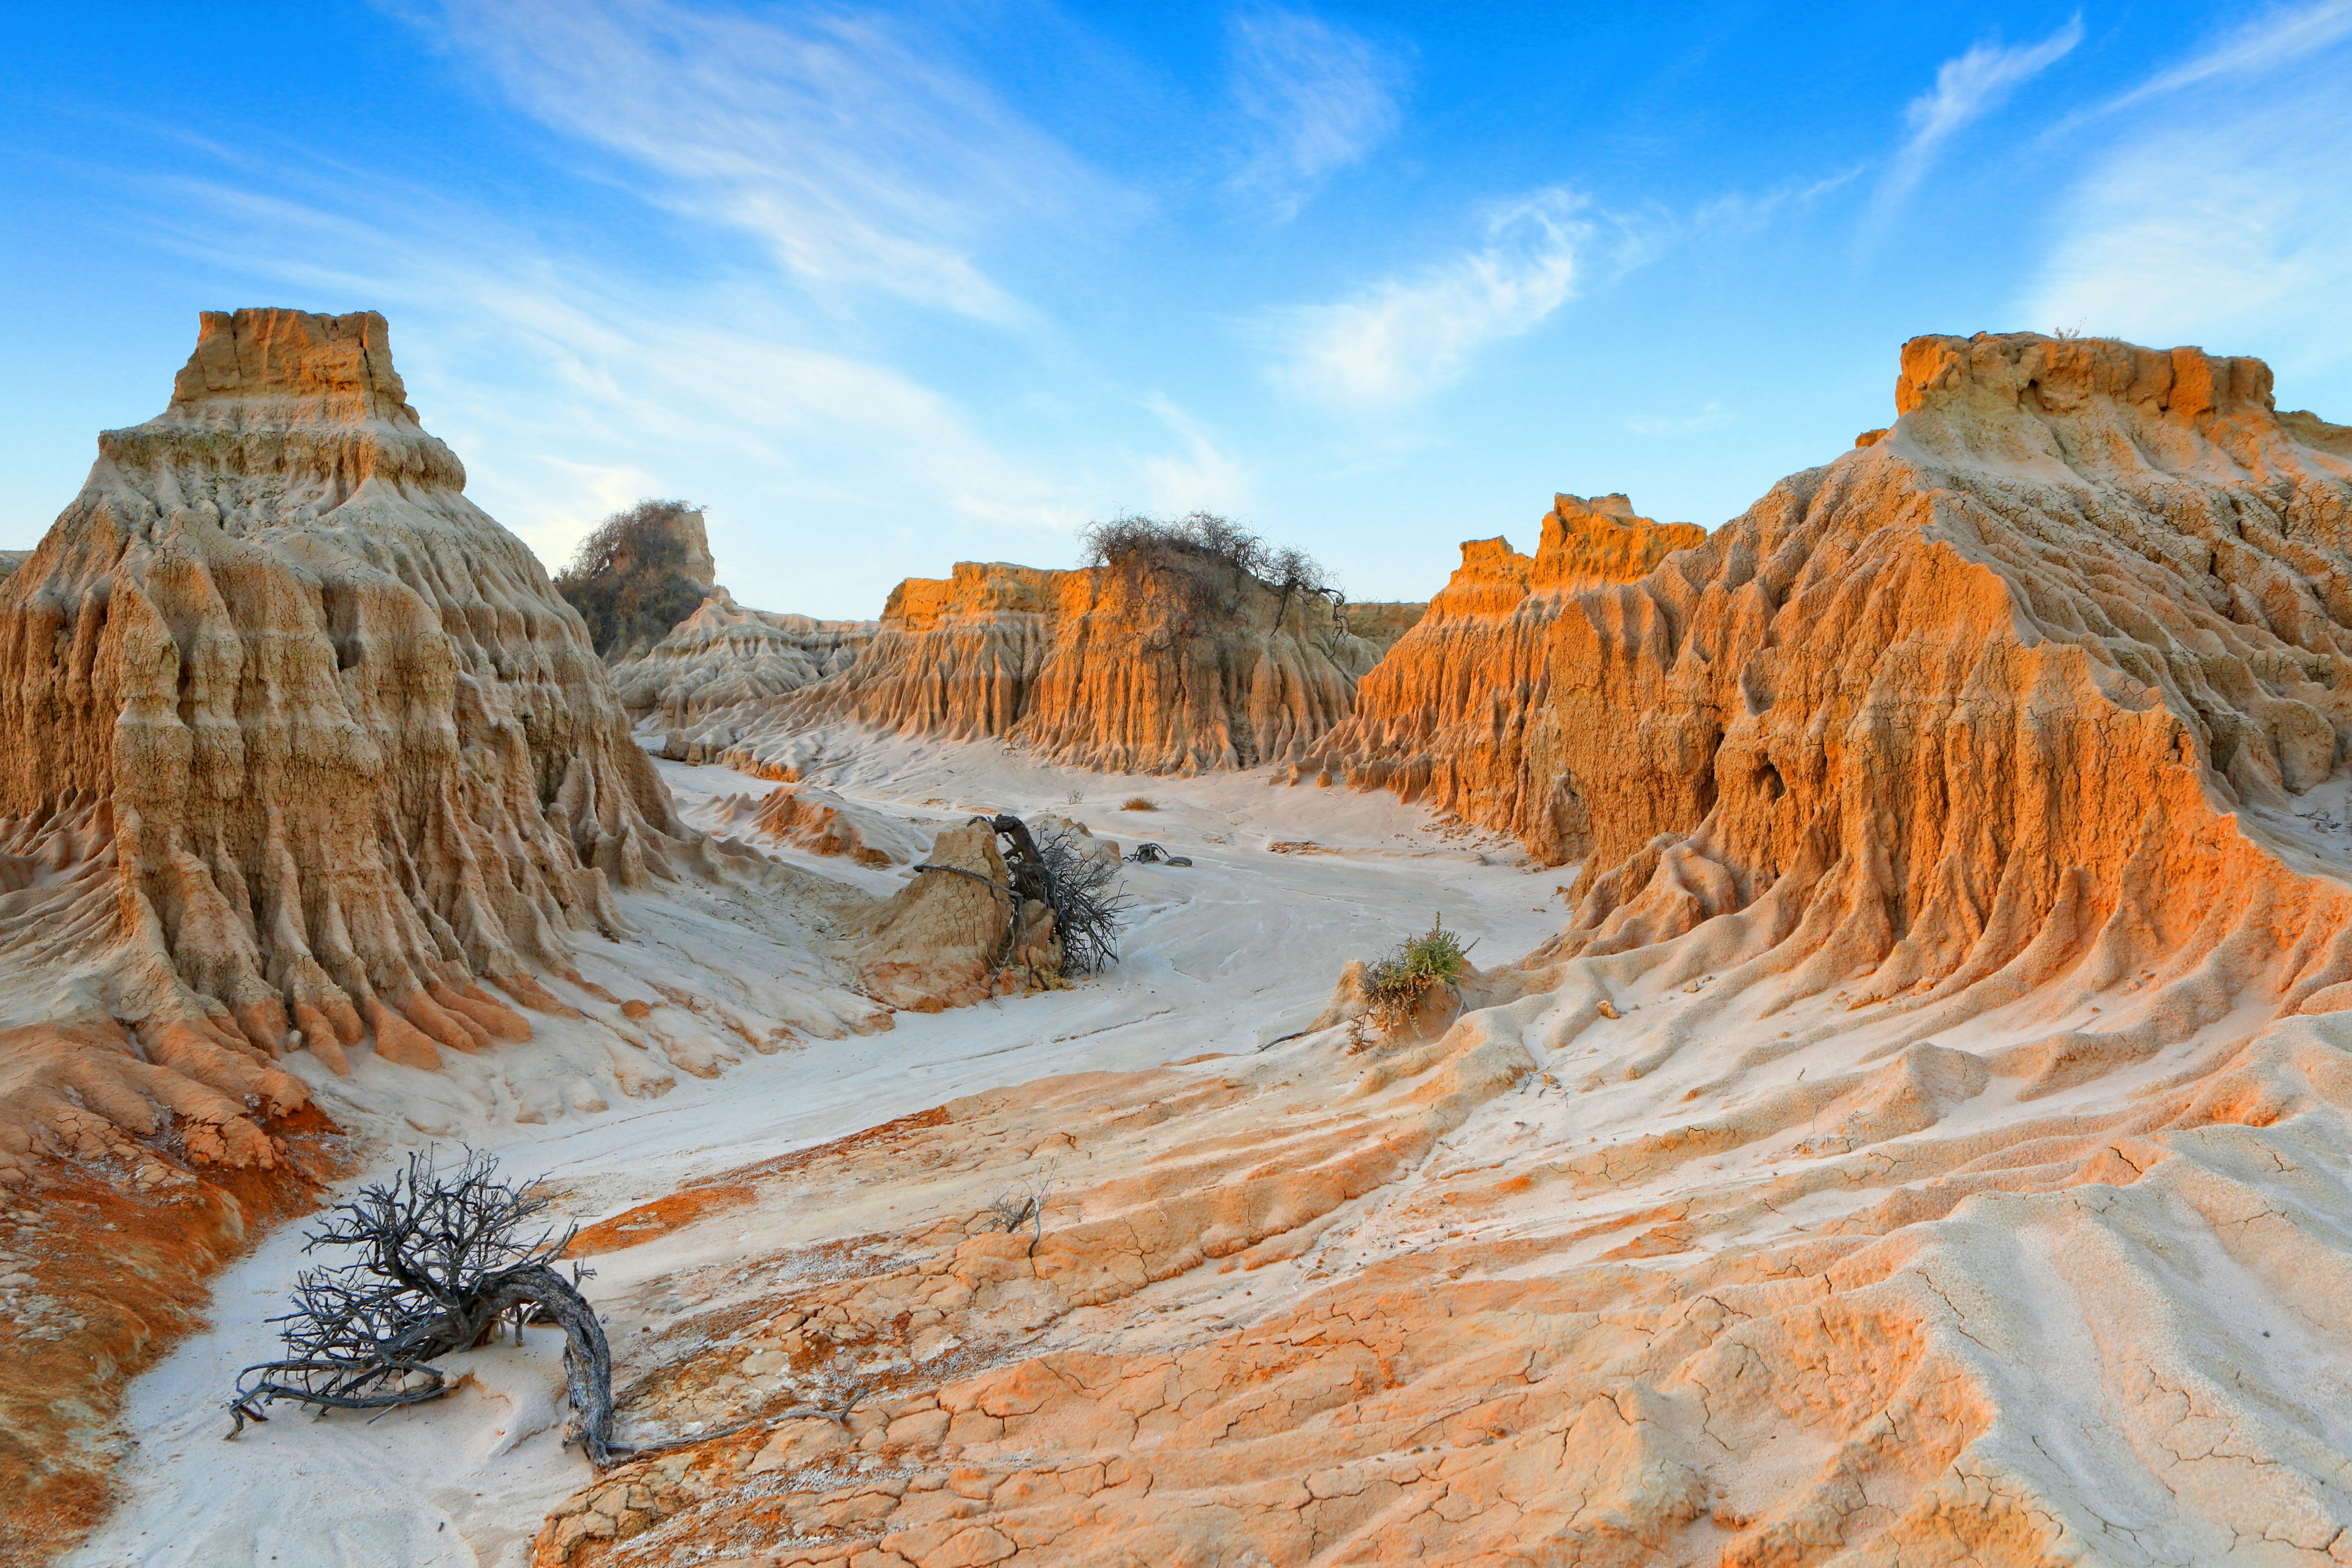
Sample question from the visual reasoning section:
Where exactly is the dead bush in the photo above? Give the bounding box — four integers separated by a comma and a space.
1078, 512, 1338, 639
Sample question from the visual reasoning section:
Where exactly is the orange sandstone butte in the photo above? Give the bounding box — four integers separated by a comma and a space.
723, 553, 1425, 774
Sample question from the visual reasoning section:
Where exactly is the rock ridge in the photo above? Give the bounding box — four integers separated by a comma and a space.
701, 556, 1425, 774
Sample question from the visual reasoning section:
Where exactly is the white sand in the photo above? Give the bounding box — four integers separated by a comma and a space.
67, 735, 1561, 1568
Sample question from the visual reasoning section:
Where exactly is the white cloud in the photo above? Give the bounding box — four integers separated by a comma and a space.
1866, 17, 2082, 233
414, 0, 1121, 324
2018, 32, 2352, 377
2106, 0, 2352, 110
1626, 402, 1732, 438
1136, 398, 1253, 516
131, 163, 1093, 608
1224, 6, 1409, 221
1271, 189, 1589, 410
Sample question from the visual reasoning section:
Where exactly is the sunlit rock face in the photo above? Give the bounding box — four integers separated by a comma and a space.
732, 554, 1426, 774
1318, 336, 2352, 1008
1300, 492, 1705, 811
527, 336, 2352, 1568
608, 587, 875, 728
1527, 336, 2352, 1000
0, 307, 694, 1114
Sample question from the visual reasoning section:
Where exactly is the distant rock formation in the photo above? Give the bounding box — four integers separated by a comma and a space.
608, 587, 875, 728
1295, 492, 1703, 803
556, 499, 719, 658
701, 552, 1426, 775
0, 549, 28, 581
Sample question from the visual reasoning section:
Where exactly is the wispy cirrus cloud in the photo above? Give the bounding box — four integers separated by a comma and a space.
409, 0, 1124, 325
2101, 0, 2352, 111
117, 144, 1110, 610
1223, 6, 1409, 221
1269, 189, 1594, 410
1136, 397, 1254, 517
1865, 16, 2082, 238
2019, 2, 2352, 371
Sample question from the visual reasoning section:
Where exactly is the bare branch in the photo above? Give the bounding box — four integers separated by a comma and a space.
227, 1149, 631, 1467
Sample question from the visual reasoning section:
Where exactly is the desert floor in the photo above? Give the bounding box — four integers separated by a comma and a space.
67, 736, 1559, 1568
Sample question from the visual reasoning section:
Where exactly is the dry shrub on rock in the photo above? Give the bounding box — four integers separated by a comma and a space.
556, 499, 714, 657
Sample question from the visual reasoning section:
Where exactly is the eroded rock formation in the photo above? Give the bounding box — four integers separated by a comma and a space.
0, 307, 694, 1116
608, 587, 874, 729
1296, 492, 1703, 799
519, 336, 2352, 1568
0, 311, 931, 1562
1319, 336, 2352, 1025
707, 556, 1425, 774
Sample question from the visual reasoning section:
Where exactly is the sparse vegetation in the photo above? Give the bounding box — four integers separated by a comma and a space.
1121, 796, 1157, 812
984, 1164, 1054, 1254
1363, 916, 1472, 1032
1079, 512, 1338, 637
555, 498, 709, 657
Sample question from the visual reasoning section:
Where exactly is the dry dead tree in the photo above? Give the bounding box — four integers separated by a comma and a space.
987, 813, 1128, 975
915, 812, 1129, 977
227, 1149, 627, 1466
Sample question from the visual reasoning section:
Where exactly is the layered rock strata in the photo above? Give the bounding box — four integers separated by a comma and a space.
711, 557, 1424, 774
1296, 492, 1703, 799
0, 307, 692, 1106
523, 336, 2352, 1568
608, 587, 874, 728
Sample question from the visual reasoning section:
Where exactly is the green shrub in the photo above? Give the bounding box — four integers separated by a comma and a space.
1363, 916, 1469, 1031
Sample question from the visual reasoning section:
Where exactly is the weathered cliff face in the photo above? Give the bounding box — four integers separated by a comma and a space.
1320, 339, 2352, 911
0, 307, 690, 1109
1330, 598, 1427, 675
733, 555, 1411, 773
1297, 493, 1703, 805
608, 587, 873, 728
1510, 337, 2352, 1038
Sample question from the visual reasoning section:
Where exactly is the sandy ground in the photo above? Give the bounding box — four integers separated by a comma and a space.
65, 734, 1562, 1568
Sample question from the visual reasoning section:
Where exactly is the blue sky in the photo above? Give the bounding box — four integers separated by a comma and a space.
6, 2, 2351, 616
